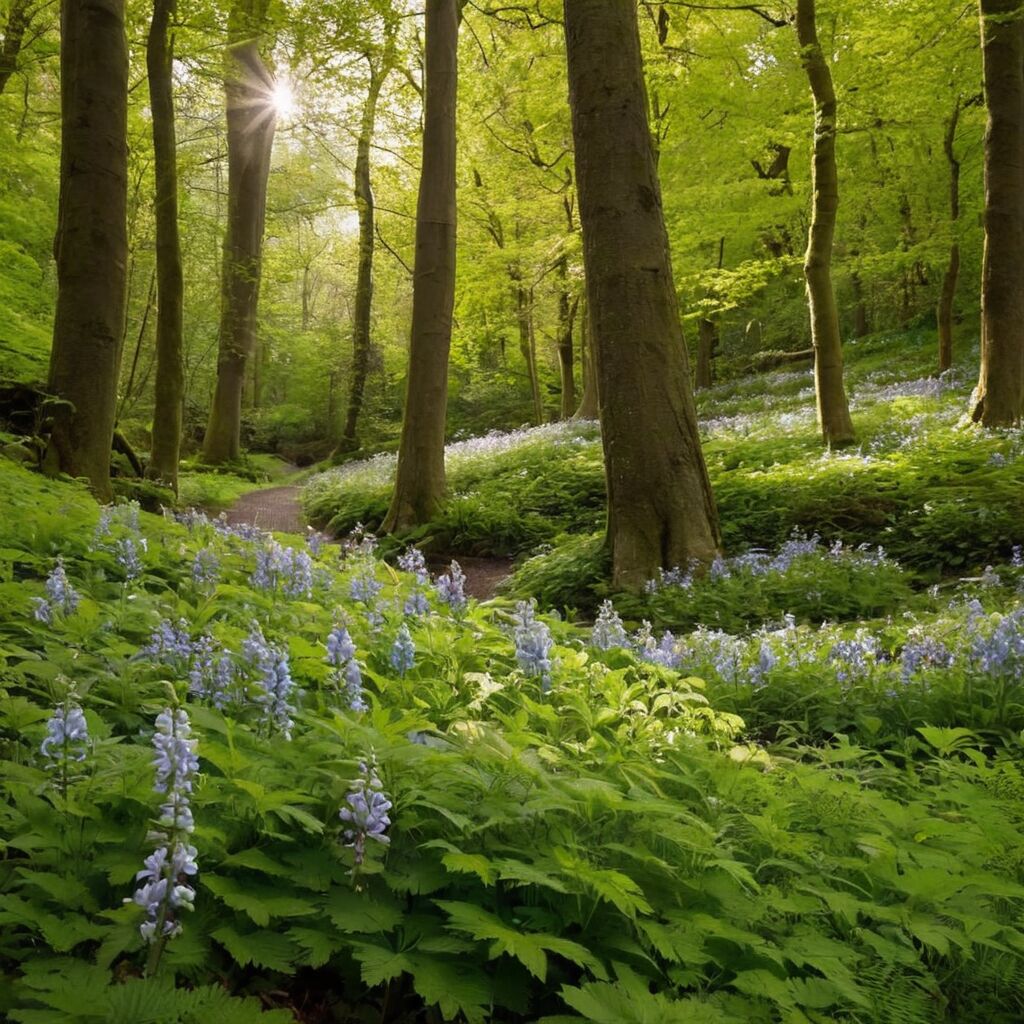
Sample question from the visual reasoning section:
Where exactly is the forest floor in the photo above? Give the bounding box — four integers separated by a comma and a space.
227, 481, 514, 598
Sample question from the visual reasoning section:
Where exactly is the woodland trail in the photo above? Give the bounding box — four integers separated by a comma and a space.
224, 484, 305, 534
225, 485, 513, 599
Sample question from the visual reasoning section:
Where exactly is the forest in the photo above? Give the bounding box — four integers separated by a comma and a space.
2, 0, 1024, 1020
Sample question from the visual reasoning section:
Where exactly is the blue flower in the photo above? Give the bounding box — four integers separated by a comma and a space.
340, 760, 392, 867
591, 600, 628, 650
32, 558, 80, 624
40, 700, 89, 763
243, 623, 296, 739
129, 708, 199, 944
398, 547, 429, 584
435, 561, 467, 614
326, 625, 367, 712
191, 548, 220, 586
512, 600, 554, 690
390, 624, 416, 677
113, 537, 146, 580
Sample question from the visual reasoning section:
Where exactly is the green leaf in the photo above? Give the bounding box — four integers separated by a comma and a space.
211, 926, 296, 971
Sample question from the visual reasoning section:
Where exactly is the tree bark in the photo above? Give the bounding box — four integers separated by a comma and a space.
573, 297, 599, 419
564, 0, 720, 591
145, 0, 185, 491
556, 256, 577, 419
341, 41, 395, 451
0, 0, 32, 95
938, 96, 962, 374
44, 0, 129, 501
203, 1, 276, 463
382, 0, 459, 532
695, 318, 716, 390
796, 0, 855, 446
973, 0, 1024, 425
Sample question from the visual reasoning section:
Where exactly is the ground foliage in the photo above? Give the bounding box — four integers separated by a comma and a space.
2, 453, 1024, 1022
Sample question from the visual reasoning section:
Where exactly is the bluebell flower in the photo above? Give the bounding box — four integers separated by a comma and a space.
40, 699, 89, 763
326, 625, 367, 712
398, 547, 429, 584
32, 558, 80, 624
191, 548, 220, 587
968, 607, 1024, 679
512, 600, 554, 690
243, 623, 296, 739
828, 631, 882, 685
591, 600, 628, 650
390, 624, 416, 677
128, 707, 199, 945
435, 561, 467, 614
349, 570, 383, 606
113, 537, 146, 580
900, 631, 954, 683
340, 760, 392, 867
140, 619, 194, 664
403, 589, 430, 617
307, 529, 329, 557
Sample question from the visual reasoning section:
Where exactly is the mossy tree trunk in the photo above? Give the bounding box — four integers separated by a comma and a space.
973, 0, 1024, 425
938, 95, 962, 374
203, 0, 276, 463
45, 0, 129, 502
564, 0, 720, 591
383, 0, 460, 532
796, 0, 855, 446
341, 32, 396, 451
145, 0, 184, 491
0, 0, 32, 95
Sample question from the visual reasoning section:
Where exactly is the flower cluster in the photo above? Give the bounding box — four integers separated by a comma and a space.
326, 624, 367, 712
252, 540, 314, 598
129, 709, 199, 944
435, 561, 467, 615
398, 547, 431, 616
191, 547, 220, 587
31, 558, 80, 625
339, 759, 392, 867
390, 624, 416, 677
40, 697, 89, 765
243, 623, 296, 738
512, 600, 554, 690
591, 601, 628, 650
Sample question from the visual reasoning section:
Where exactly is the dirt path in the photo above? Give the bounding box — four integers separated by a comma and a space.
224, 484, 305, 534
225, 485, 514, 599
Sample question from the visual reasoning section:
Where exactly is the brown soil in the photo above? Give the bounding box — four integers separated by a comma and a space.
225, 485, 305, 534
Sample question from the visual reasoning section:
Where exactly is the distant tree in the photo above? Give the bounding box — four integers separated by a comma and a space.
145, 0, 185, 491
383, 0, 461, 532
341, 15, 398, 452
937, 94, 962, 374
564, 0, 720, 590
795, 0, 855, 446
203, 0, 277, 463
972, 0, 1024, 426
44, 0, 128, 500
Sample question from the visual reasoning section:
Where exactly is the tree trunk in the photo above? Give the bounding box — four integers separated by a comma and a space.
556, 257, 577, 419
44, 0, 129, 501
851, 272, 869, 338
938, 96, 962, 374
796, 0, 855, 446
695, 318, 716, 390
573, 298, 599, 419
341, 44, 394, 451
203, 5, 276, 463
144, 0, 184, 491
564, 0, 720, 591
973, 0, 1024, 425
513, 278, 543, 424
382, 0, 459, 532
0, 0, 31, 95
